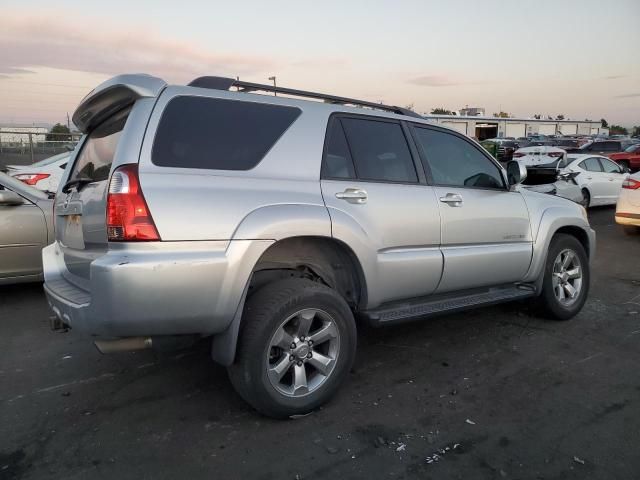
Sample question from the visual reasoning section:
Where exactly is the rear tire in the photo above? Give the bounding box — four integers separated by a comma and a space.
536, 234, 590, 320
580, 188, 590, 208
228, 279, 357, 418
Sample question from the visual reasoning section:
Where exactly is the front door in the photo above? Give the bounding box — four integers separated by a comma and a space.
320, 115, 442, 307
0, 189, 47, 280
410, 125, 533, 293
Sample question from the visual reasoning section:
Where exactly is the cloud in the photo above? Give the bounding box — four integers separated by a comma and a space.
603, 75, 626, 80
407, 75, 462, 87
614, 93, 640, 98
0, 11, 276, 83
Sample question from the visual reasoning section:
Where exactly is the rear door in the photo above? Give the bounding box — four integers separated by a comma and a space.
55, 107, 130, 287
598, 157, 626, 202
320, 115, 443, 305
577, 157, 608, 204
410, 125, 532, 293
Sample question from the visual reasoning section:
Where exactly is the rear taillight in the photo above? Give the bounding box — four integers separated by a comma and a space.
513, 152, 525, 158
13, 173, 50, 185
548, 152, 564, 158
622, 178, 640, 190
106, 164, 160, 241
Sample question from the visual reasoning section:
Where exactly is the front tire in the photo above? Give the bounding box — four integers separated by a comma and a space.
228, 279, 357, 418
580, 188, 590, 208
537, 234, 590, 320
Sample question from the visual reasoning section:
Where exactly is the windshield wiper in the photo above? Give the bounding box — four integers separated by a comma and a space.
61, 176, 93, 193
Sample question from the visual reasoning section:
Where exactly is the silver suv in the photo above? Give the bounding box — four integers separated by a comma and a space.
44, 74, 595, 418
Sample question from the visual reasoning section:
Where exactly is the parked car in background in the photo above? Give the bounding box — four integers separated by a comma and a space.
0, 172, 54, 285
609, 144, 640, 172
43, 73, 595, 418
548, 138, 579, 150
615, 173, 640, 235
564, 154, 628, 207
481, 138, 520, 162
513, 146, 566, 166
567, 140, 635, 155
6, 152, 70, 194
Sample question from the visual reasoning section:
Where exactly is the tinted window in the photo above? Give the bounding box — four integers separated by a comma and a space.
322, 119, 355, 179
600, 158, 621, 173
69, 107, 130, 183
413, 127, 504, 189
580, 158, 603, 172
595, 142, 619, 152
340, 118, 417, 183
153, 96, 301, 170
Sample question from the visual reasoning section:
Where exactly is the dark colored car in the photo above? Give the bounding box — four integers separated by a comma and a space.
566, 140, 634, 155
609, 144, 640, 172
481, 139, 521, 162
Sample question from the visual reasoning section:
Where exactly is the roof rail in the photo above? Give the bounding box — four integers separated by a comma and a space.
188, 76, 422, 119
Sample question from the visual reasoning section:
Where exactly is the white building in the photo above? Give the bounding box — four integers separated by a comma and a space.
0, 126, 48, 144
421, 115, 605, 141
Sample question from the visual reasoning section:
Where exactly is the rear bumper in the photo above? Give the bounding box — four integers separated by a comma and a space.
43, 239, 273, 337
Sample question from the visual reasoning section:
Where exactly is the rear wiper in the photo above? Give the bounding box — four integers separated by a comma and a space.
61, 176, 93, 193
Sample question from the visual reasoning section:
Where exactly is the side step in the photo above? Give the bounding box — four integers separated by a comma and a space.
362, 285, 536, 326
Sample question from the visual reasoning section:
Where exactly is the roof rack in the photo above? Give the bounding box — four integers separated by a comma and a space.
187, 76, 422, 119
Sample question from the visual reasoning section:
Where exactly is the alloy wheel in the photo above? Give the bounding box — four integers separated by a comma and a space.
266, 308, 340, 397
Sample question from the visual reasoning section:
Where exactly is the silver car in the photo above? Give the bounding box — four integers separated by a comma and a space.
0, 172, 53, 284
44, 74, 595, 418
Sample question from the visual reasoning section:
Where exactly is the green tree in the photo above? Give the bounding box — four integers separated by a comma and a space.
533, 114, 541, 119
46, 123, 71, 142
430, 107, 454, 115
609, 125, 628, 135
493, 111, 511, 118
600, 118, 609, 128
556, 114, 565, 120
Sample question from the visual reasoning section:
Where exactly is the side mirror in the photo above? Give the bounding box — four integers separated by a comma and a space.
506, 160, 527, 186
0, 190, 24, 206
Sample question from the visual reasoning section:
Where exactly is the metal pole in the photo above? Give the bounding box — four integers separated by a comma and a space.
269, 76, 277, 96
28, 132, 34, 164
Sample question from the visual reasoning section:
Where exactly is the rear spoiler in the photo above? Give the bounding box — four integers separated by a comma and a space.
72, 74, 166, 133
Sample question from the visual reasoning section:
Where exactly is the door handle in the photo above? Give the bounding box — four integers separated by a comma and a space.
439, 193, 463, 206
335, 188, 367, 204
586, 177, 592, 180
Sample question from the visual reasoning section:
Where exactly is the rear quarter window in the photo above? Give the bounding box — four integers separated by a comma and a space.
152, 96, 301, 170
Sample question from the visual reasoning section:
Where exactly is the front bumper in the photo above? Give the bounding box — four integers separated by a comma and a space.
615, 213, 640, 226
43, 239, 273, 337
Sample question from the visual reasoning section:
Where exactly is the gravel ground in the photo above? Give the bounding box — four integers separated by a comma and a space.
1, 206, 639, 480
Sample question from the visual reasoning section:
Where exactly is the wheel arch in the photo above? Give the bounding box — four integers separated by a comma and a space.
212, 235, 368, 366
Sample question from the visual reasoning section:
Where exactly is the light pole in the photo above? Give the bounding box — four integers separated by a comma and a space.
268, 76, 277, 96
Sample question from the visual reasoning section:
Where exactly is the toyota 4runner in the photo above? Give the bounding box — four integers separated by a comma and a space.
44, 74, 595, 418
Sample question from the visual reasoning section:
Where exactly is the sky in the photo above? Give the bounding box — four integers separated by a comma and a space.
1, 0, 639, 127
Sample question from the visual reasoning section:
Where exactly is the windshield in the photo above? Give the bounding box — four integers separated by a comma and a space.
624, 144, 640, 153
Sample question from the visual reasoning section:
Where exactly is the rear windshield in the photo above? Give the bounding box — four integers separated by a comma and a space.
68, 107, 130, 183
152, 96, 301, 170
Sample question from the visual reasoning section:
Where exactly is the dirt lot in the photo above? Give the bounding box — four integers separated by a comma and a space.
1, 207, 639, 480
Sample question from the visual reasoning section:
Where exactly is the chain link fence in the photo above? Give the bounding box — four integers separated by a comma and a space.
0, 131, 82, 169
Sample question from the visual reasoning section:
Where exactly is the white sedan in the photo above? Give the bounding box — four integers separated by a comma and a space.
513, 146, 565, 166
6, 152, 70, 194
615, 172, 640, 235
563, 154, 628, 207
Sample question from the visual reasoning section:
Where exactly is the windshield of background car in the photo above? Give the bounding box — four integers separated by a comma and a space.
29, 152, 70, 168
625, 145, 640, 153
